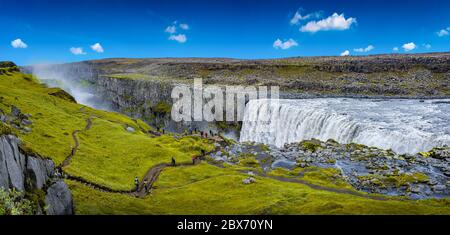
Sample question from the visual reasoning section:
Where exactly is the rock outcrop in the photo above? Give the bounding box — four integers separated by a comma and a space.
0, 134, 73, 215
45, 180, 73, 215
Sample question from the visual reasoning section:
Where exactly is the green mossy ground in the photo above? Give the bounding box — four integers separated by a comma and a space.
68, 163, 450, 215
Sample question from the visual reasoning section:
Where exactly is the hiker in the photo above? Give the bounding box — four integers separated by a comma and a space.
162, 129, 165, 134
143, 179, 148, 192
171, 157, 176, 166
200, 131, 203, 137
192, 156, 197, 165
205, 132, 208, 138
134, 176, 139, 191
209, 130, 213, 136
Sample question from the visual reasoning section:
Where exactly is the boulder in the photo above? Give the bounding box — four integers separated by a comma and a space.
126, 126, 135, 133
271, 159, 297, 170
1, 134, 73, 214
0, 142, 9, 189
10, 106, 21, 118
432, 184, 446, 192
26, 156, 54, 189
45, 180, 73, 215
0, 135, 25, 190
0, 108, 6, 123
242, 177, 256, 184
21, 119, 32, 126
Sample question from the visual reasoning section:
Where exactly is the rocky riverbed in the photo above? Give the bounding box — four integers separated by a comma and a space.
210, 138, 450, 199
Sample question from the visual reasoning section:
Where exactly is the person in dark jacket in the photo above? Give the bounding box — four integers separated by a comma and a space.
143, 179, 148, 191
134, 176, 139, 191
171, 157, 176, 166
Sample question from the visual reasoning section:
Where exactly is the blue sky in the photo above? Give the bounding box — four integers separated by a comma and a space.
0, 0, 449, 65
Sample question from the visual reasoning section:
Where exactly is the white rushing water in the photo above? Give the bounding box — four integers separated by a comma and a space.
239, 98, 450, 154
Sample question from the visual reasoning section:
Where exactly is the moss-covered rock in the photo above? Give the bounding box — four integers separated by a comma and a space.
152, 101, 171, 116
299, 139, 322, 152
48, 88, 77, 103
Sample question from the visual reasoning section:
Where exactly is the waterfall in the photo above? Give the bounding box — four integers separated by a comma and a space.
28, 63, 111, 110
239, 98, 450, 154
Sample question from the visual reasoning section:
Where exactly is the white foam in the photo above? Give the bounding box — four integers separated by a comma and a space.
239, 98, 450, 154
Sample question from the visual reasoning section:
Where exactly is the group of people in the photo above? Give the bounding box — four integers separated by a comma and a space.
187, 128, 218, 139
134, 177, 150, 192
156, 127, 165, 134
133, 145, 208, 193
157, 127, 219, 139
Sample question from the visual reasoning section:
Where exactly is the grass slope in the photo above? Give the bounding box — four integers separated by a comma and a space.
0, 70, 212, 191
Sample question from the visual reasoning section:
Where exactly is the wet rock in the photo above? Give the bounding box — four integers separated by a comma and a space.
45, 180, 73, 215
431, 148, 450, 159
126, 126, 135, 133
271, 159, 297, 170
428, 179, 438, 186
298, 162, 308, 168
432, 185, 446, 192
410, 185, 421, 194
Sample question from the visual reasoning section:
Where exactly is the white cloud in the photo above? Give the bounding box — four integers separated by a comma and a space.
179, 23, 189, 30
290, 11, 303, 25
437, 29, 448, 37
273, 38, 298, 50
300, 13, 356, 33
70, 47, 86, 55
90, 43, 104, 53
423, 43, 431, 49
290, 11, 320, 25
354, 45, 374, 53
166, 23, 189, 33
340, 50, 350, 56
11, 38, 28, 48
165, 25, 176, 34
169, 34, 187, 43
393, 47, 399, 51
166, 21, 190, 43
402, 42, 416, 52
